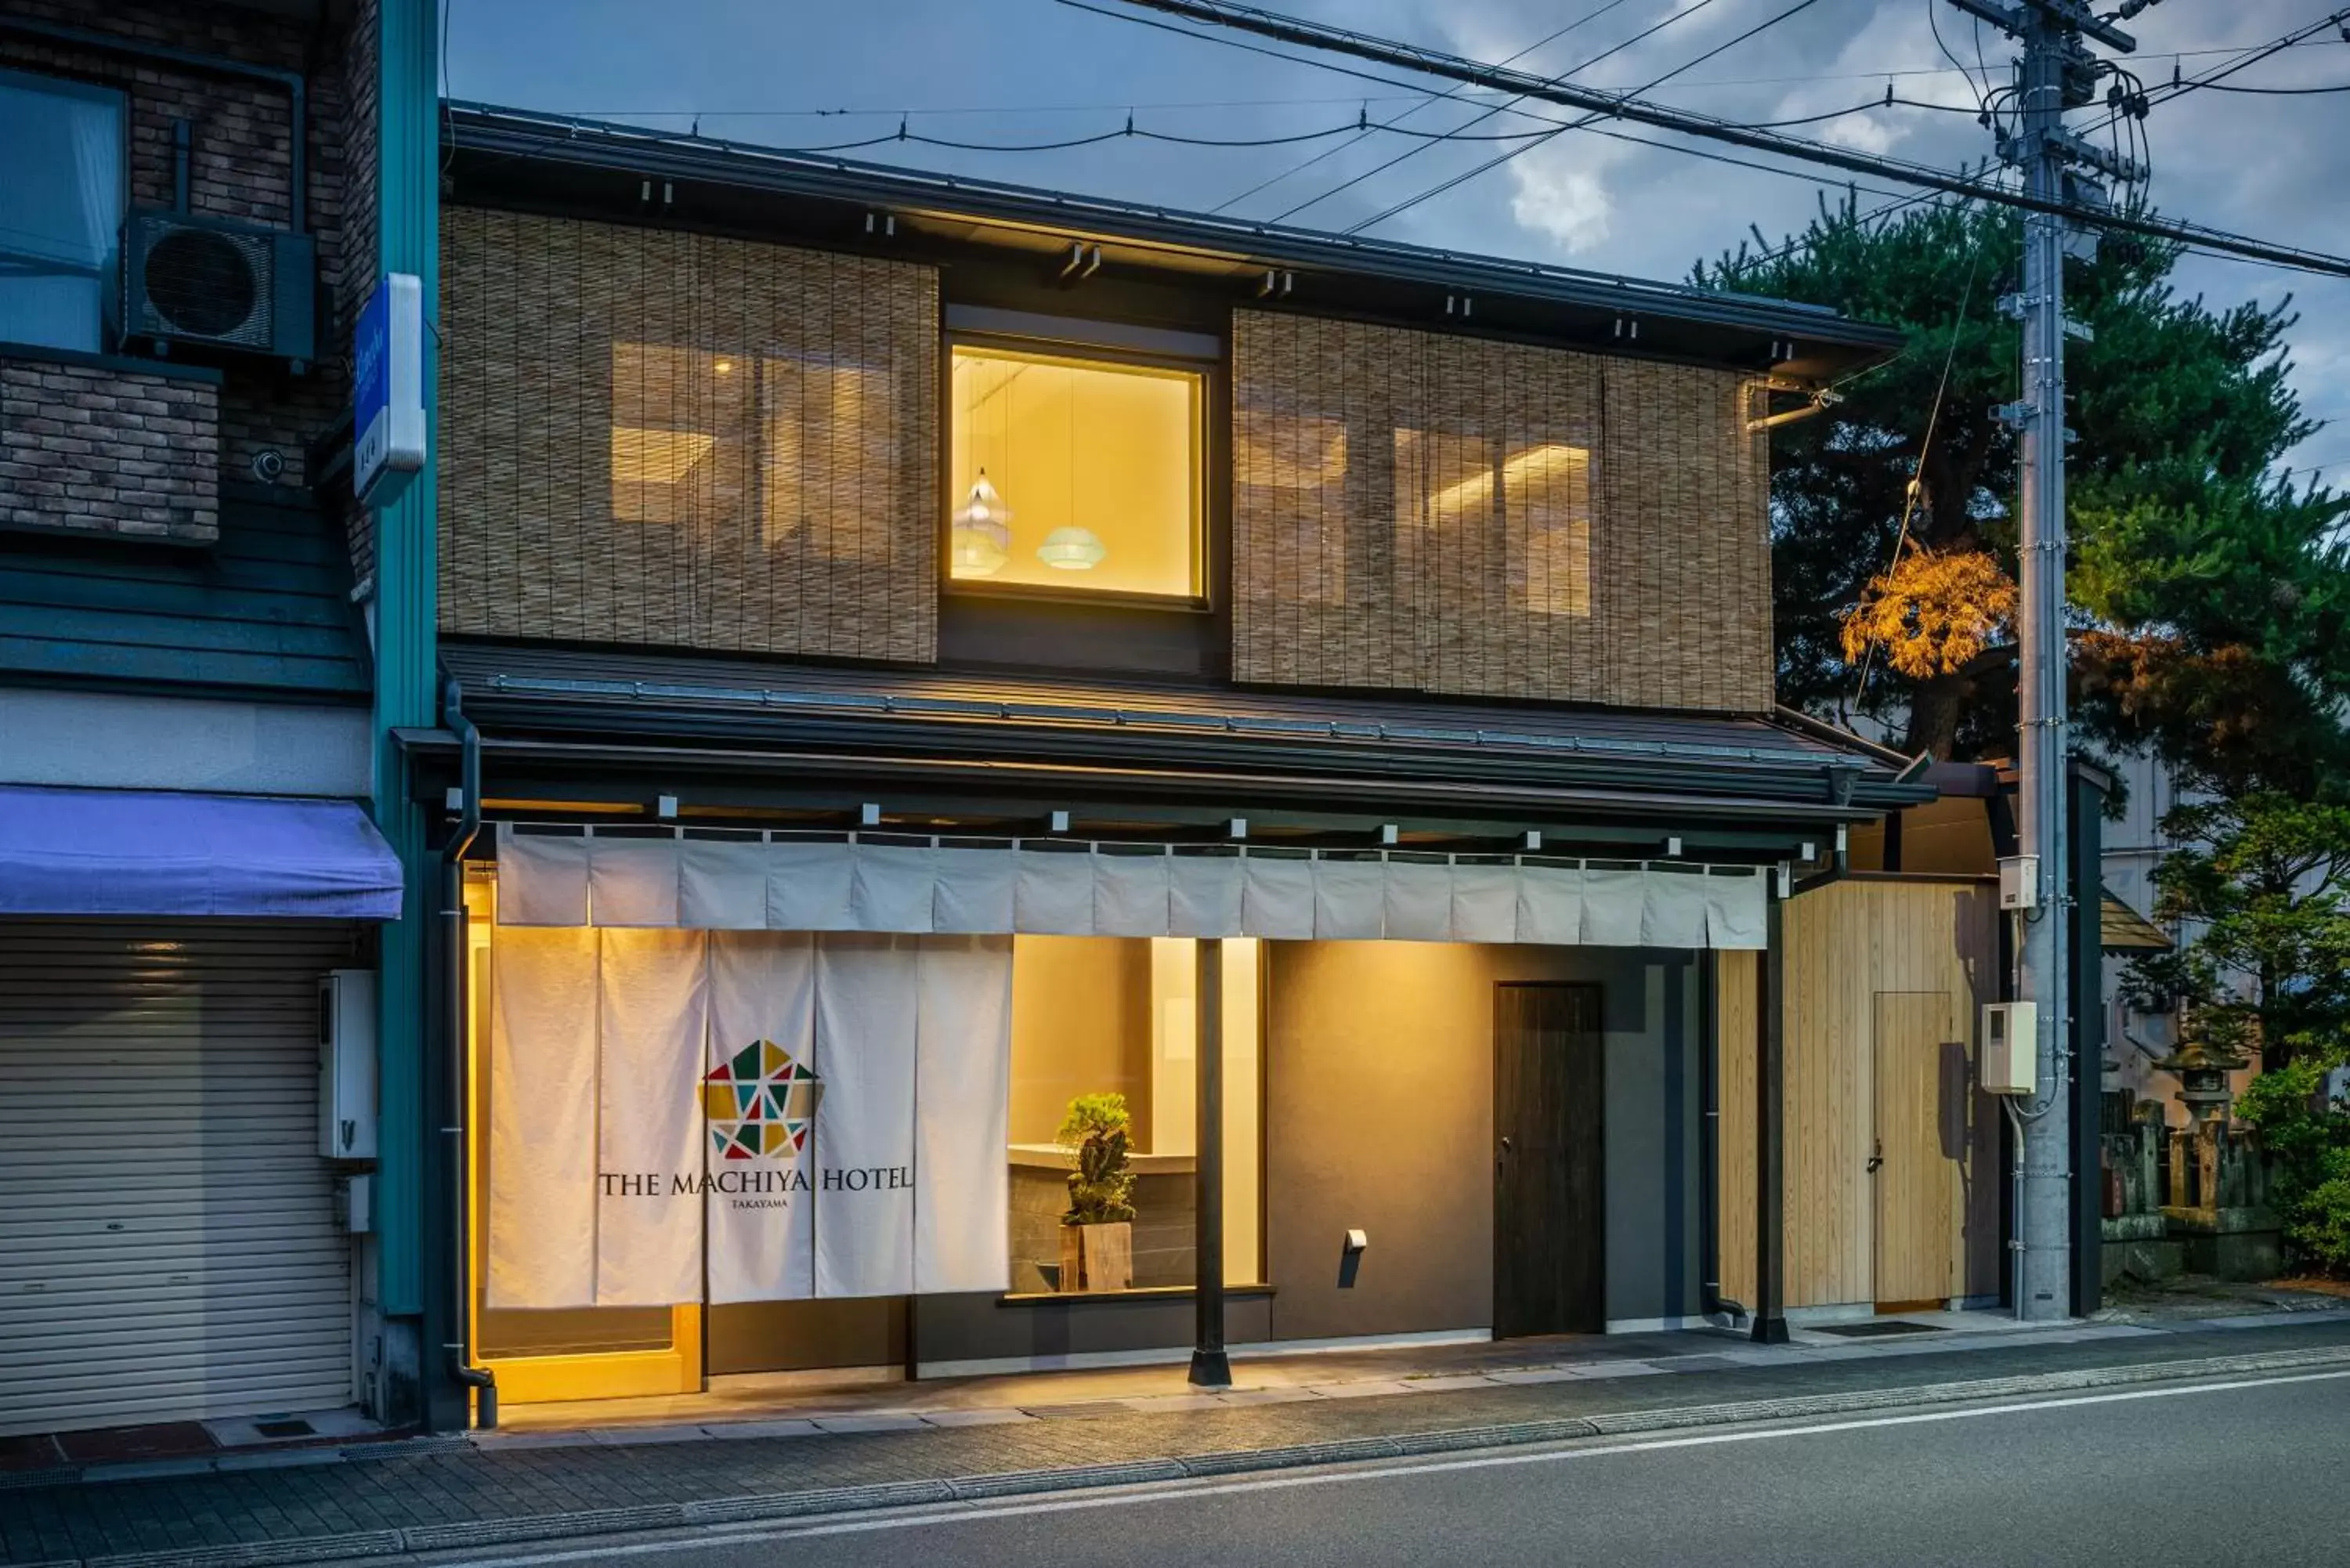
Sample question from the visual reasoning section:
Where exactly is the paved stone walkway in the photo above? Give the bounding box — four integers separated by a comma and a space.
5, 1311, 2348, 1566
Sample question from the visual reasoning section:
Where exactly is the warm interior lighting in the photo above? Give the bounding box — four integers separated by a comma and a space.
1235, 415, 1348, 490
713, 358, 733, 375
1036, 525, 1108, 570
948, 343, 1202, 598
611, 427, 715, 485
1426, 441, 1588, 519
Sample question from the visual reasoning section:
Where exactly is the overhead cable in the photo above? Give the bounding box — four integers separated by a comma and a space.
1072, 0, 2350, 278
1219, 0, 1640, 215
1274, 0, 1730, 223
1343, 0, 1832, 234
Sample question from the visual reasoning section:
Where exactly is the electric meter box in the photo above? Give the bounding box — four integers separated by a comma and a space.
1998, 854, 2040, 912
1981, 1001, 2037, 1095
318, 969, 379, 1160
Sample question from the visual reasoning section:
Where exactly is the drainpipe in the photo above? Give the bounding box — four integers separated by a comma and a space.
441, 674, 497, 1427
1697, 948, 1741, 1324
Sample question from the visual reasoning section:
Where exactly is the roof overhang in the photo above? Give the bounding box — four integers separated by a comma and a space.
418, 645, 1932, 858
442, 102, 1906, 385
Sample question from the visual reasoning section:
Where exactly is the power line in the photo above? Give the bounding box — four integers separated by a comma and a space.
2077, 8, 2350, 139
1344, 0, 1833, 234
1217, 0, 1639, 215
1072, 1, 2350, 278
1277, 0, 1732, 225
2192, 78, 2350, 95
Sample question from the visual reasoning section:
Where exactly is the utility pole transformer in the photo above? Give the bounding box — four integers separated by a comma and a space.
1950, 0, 2150, 1321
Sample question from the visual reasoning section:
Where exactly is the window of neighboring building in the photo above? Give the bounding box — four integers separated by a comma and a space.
0, 69, 124, 352
947, 343, 1205, 601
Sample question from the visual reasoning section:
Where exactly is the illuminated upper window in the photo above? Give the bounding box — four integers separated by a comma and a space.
1397, 433, 1592, 619
948, 345, 1204, 600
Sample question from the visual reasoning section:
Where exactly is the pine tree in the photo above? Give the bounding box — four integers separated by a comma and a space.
1694, 197, 2350, 793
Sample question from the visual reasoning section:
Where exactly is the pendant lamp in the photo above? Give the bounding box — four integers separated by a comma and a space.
1036, 526, 1107, 571
950, 469, 1013, 576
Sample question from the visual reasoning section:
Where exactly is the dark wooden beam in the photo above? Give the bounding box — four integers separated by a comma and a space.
1190, 938, 1232, 1387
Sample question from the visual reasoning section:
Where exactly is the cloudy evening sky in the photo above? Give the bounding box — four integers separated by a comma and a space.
446, 0, 2350, 482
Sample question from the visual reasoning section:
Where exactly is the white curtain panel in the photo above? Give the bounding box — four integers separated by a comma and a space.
486, 927, 599, 1309
485, 928, 1019, 1308
1705, 869, 1768, 948
1240, 852, 1316, 938
913, 936, 1014, 1294
1640, 868, 1712, 949
932, 845, 1018, 932
1312, 856, 1386, 940
768, 840, 856, 930
1383, 857, 1456, 942
1579, 865, 1647, 947
588, 837, 683, 927
497, 833, 1773, 948
594, 929, 707, 1306
1014, 847, 1097, 934
1167, 851, 1244, 936
1451, 859, 1521, 943
494, 825, 588, 926
1092, 848, 1172, 937
704, 930, 819, 1304
1516, 862, 1585, 945
680, 839, 768, 929
851, 842, 938, 933
811, 934, 921, 1298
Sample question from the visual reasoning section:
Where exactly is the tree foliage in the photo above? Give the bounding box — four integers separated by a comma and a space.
2235, 1060, 2350, 1276
2127, 793, 2350, 1072
1694, 197, 2350, 789
1056, 1091, 1136, 1226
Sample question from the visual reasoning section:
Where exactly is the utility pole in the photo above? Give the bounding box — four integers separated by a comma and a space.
1950, 0, 2150, 1321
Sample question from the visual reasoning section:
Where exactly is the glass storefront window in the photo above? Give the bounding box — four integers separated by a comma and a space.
947, 345, 1205, 600
1007, 936, 1263, 1292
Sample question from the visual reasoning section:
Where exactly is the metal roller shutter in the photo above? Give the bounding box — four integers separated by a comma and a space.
0, 921, 362, 1437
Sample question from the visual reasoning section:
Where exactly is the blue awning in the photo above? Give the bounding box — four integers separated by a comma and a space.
0, 786, 403, 919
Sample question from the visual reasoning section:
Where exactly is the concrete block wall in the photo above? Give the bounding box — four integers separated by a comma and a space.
0, 352, 219, 540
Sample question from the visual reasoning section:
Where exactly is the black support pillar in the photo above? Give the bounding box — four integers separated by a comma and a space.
1752, 883, 1789, 1344
1190, 938, 1231, 1386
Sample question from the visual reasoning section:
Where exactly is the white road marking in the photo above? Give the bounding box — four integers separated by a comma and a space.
436, 1368, 2350, 1566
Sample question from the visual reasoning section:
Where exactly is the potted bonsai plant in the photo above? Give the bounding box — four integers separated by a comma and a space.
1056, 1091, 1137, 1293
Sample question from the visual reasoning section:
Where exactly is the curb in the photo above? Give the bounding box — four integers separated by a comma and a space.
0, 1438, 470, 1496
46, 1343, 2350, 1568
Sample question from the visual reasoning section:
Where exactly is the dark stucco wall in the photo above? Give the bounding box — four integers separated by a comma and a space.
1264, 941, 1701, 1342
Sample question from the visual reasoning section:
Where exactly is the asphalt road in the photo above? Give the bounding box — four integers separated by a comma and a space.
436, 1369, 2350, 1568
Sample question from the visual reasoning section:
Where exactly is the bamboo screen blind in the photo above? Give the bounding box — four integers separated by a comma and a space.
1231, 310, 1770, 711
440, 208, 940, 660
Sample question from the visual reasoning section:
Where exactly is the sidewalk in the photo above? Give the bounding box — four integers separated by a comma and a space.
5, 1308, 2349, 1568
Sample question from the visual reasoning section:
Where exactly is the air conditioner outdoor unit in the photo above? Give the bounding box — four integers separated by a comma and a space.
122, 208, 316, 364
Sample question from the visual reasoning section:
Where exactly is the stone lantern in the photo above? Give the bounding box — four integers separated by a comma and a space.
2151, 1032, 2250, 1129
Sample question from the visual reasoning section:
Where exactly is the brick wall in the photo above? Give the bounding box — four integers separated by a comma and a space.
337, 0, 381, 585
0, 1, 367, 527
0, 352, 219, 542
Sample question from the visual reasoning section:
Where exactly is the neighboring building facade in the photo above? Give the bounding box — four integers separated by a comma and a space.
0, 0, 439, 1438
407, 103, 1965, 1418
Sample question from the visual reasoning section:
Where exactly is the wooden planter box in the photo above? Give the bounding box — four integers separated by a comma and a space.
1058, 1221, 1134, 1293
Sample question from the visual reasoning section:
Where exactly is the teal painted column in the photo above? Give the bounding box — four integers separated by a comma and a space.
369, 0, 440, 1344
